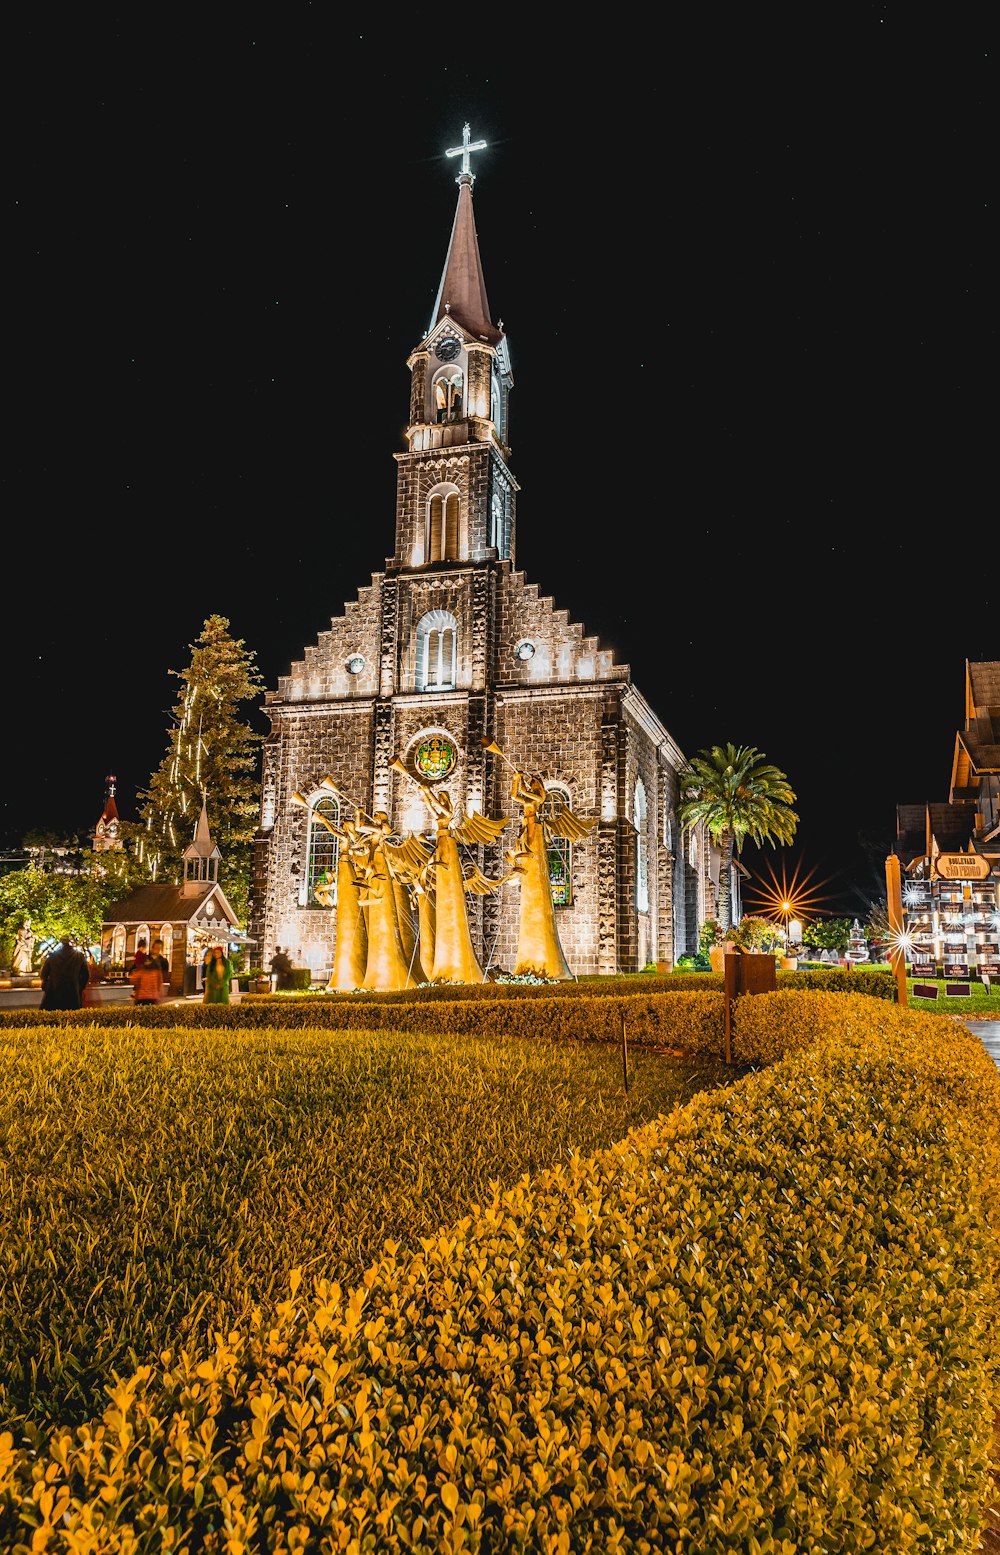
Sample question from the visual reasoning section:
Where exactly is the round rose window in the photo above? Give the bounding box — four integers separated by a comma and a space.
414, 735, 457, 780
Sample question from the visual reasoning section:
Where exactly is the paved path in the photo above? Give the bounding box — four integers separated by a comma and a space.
961, 1019, 1000, 1072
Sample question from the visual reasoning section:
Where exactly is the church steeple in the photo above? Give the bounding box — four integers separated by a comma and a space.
396, 126, 516, 572
429, 124, 503, 346
93, 774, 122, 853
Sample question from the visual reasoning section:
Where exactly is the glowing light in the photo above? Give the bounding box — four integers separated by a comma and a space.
743, 857, 836, 933
887, 923, 919, 962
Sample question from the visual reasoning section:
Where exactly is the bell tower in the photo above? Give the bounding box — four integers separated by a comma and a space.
391, 125, 516, 574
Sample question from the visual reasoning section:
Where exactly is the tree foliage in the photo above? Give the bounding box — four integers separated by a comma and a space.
802, 916, 852, 953
677, 744, 798, 933
0, 853, 145, 968
127, 616, 264, 923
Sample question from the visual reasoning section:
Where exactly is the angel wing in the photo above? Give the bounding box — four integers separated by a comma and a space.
382, 834, 434, 881
451, 808, 510, 846
543, 803, 598, 843
461, 861, 505, 896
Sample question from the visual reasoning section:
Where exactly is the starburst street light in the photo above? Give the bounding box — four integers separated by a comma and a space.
743, 857, 836, 949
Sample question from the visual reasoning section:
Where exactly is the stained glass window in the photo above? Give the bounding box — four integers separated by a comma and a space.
541, 785, 572, 907
415, 735, 457, 781
307, 796, 339, 908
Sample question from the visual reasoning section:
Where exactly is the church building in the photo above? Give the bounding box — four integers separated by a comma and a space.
249, 126, 731, 982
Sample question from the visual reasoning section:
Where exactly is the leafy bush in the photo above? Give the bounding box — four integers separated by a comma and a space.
0, 997, 995, 1551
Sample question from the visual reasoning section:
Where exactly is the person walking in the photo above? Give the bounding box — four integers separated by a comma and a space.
147, 937, 171, 991
129, 950, 165, 1004
203, 944, 233, 1004
39, 936, 89, 1010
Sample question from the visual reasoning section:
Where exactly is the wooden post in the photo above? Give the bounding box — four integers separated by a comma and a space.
885, 853, 908, 1008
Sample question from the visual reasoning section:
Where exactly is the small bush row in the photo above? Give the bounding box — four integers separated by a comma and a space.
0, 995, 996, 1551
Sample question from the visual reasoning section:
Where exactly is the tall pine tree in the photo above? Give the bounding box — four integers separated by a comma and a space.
130, 616, 265, 921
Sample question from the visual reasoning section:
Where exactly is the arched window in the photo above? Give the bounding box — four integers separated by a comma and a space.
135, 923, 150, 958
490, 490, 503, 553
427, 485, 461, 561
415, 610, 458, 691
634, 779, 648, 912
541, 783, 573, 907
111, 924, 126, 968
305, 794, 340, 908
433, 367, 464, 424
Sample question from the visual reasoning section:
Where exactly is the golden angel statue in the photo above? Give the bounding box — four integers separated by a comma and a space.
393, 758, 509, 984
423, 785, 508, 983
293, 789, 370, 991
355, 811, 430, 991
483, 740, 597, 981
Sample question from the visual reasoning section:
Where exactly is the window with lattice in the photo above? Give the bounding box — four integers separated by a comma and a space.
541, 785, 572, 906
306, 795, 340, 908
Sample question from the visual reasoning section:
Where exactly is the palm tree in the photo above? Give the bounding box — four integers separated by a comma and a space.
677, 744, 798, 934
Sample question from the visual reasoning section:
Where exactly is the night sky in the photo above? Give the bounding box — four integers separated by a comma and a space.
5, 22, 991, 920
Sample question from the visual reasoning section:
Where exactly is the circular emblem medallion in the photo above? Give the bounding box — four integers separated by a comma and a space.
414, 735, 457, 780
515, 639, 536, 661
346, 654, 365, 674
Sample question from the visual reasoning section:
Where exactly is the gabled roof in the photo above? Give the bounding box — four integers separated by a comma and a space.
103, 879, 241, 929
951, 659, 1000, 795
928, 801, 976, 853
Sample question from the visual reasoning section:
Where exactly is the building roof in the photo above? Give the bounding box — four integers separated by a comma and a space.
951, 659, 1000, 800
102, 879, 241, 930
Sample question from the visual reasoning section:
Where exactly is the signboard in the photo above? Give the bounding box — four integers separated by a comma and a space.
933, 853, 991, 881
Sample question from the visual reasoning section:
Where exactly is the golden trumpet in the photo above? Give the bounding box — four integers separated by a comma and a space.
319, 775, 341, 796
390, 755, 410, 775
481, 737, 518, 770
291, 791, 310, 808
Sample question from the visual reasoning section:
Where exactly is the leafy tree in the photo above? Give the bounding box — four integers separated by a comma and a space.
802, 916, 852, 953
727, 915, 785, 954
677, 744, 798, 933
0, 853, 144, 966
128, 616, 264, 922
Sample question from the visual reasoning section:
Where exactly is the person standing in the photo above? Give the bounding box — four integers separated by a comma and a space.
81, 952, 102, 1007
269, 945, 293, 991
203, 945, 233, 1004
40, 936, 89, 1010
147, 937, 171, 992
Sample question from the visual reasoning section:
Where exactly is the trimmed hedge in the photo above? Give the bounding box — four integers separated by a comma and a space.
0, 994, 996, 1550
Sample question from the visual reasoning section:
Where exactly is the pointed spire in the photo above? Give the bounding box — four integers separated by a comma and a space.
187, 790, 217, 858
429, 125, 503, 345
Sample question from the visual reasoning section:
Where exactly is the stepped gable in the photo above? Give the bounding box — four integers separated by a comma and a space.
271, 575, 384, 703
500, 568, 627, 684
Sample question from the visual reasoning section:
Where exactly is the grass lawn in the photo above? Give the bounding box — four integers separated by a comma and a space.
0, 1021, 737, 1434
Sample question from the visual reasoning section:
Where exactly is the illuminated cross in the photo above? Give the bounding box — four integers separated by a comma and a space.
446, 123, 487, 182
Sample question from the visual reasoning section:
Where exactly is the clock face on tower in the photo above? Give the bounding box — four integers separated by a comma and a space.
435, 336, 461, 362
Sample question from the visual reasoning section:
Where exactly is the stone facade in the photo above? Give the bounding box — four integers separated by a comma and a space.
249, 141, 728, 981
